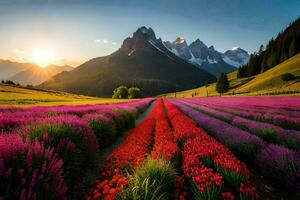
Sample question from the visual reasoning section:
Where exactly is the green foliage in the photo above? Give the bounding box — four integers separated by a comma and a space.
216, 166, 248, 188
112, 86, 141, 99
281, 73, 295, 81
189, 179, 221, 200
216, 73, 229, 94
18, 122, 98, 186
2, 80, 16, 85
128, 87, 141, 99
87, 120, 116, 148
238, 17, 300, 78
114, 109, 136, 130
257, 128, 278, 143
237, 66, 247, 78
121, 159, 177, 200
112, 86, 128, 99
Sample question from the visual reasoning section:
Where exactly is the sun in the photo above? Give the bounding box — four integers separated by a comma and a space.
32, 49, 56, 67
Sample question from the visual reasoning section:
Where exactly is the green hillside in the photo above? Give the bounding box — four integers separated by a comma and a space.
0, 84, 130, 106
163, 53, 300, 98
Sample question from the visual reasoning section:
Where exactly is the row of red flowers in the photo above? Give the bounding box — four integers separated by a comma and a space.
87, 98, 183, 200
151, 98, 179, 161
164, 99, 259, 200
87, 102, 159, 200
151, 99, 188, 200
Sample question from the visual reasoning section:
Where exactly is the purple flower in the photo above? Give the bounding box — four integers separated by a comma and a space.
170, 100, 265, 158
256, 144, 300, 189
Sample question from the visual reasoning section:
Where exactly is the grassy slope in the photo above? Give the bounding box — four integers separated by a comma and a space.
0, 84, 130, 106
163, 53, 300, 98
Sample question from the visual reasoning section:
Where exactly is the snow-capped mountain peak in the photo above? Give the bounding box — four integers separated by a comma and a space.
164, 37, 250, 76
223, 47, 250, 67
231, 46, 240, 51
175, 37, 186, 44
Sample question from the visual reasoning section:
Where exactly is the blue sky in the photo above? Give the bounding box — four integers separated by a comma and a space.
0, 0, 299, 66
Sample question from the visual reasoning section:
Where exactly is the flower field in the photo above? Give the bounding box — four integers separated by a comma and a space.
1, 96, 299, 199
0, 99, 153, 199
87, 98, 259, 200
170, 97, 300, 197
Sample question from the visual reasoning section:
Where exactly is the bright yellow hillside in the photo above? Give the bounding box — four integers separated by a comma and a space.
235, 54, 300, 93
0, 84, 130, 106
163, 53, 300, 98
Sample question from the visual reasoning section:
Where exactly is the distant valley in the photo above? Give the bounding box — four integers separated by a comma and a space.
0, 59, 73, 85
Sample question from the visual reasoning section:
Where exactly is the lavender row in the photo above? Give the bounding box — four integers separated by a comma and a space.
171, 99, 300, 190
185, 96, 300, 110
170, 99, 265, 159
186, 98, 300, 117
0, 98, 153, 132
185, 98, 300, 131
180, 99, 300, 151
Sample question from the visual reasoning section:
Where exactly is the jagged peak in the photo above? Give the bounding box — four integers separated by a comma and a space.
121, 26, 158, 53
174, 37, 186, 45
134, 26, 156, 41
225, 47, 249, 54
190, 38, 207, 48
208, 45, 215, 51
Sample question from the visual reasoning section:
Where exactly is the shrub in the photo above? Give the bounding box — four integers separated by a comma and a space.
112, 110, 136, 131
128, 87, 141, 99
121, 159, 177, 200
112, 86, 128, 99
82, 113, 117, 148
281, 73, 295, 81
0, 134, 67, 199
3, 80, 16, 85
18, 116, 99, 186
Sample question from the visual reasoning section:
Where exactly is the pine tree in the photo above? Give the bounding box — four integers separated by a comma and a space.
258, 45, 264, 54
288, 39, 296, 58
216, 73, 229, 94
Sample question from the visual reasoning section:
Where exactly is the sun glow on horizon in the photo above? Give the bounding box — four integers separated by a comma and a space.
31, 48, 56, 67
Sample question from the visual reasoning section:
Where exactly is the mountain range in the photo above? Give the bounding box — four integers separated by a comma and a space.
9, 65, 73, 86
0, 60, 33, 80
40, 27, 216, 97
164, 37, 249, 76
0, 59, 73, 85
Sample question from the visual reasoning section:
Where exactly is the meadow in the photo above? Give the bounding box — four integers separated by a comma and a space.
0, 96, 299, 200
0, 84, 130, 106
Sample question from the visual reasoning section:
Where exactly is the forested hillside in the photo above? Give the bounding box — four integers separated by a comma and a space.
238, 17, 300, 78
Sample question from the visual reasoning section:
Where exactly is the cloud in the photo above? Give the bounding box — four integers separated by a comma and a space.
94, 39, 117, 46
13, 48, 26, 54
94, 39, 102, 43
12, 48, 28, 62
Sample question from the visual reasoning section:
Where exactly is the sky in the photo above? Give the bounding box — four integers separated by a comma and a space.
0, 0, 299, 67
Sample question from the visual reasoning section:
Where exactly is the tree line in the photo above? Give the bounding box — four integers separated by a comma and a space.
238, 17, 300, 78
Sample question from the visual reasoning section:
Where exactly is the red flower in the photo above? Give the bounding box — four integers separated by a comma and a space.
222, 192, 235, 200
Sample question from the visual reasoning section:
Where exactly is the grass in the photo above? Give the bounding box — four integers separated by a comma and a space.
121, 158, 177, 200
162, 53, 300, 97
0, 84, 131, 106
